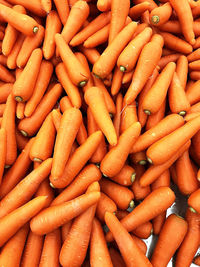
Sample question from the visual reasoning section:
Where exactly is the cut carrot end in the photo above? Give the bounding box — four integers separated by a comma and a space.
147, 157, 153, 164
120, 66, 126, 72
131, 173, 136, 183
139, 160, 147, 165
33, 157, 43, 163
49, 182, 55, 189
129, 200, 135, 209
15, 96, 23, 102
79, 80, 87, 87
33, 26, 39, 33
151, 15, 160, 25
20, 130, 28, 137
189, 207, 197, 213
4, 165, 10, 169
144, 109, 151, 115
179, 111, 186, 116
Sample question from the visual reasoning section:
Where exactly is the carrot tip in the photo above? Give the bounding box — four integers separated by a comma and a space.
79, 81, 87, 87
151, 15, 160, 25
15, 96, 23, 102
20, 130, 28, 137
33, 26, 39, 34
131, 173, 136, 183
179, 111, 186, 116
189, 207, 197, 213
129, 200, 135, 209
144, 110, 151, 115
49, 182, 55, 189
120, 66, 126, 72
33, 157, 43, 163
4, 164, 10, 169
147, 157, 153, 164
139, 160, 147, 165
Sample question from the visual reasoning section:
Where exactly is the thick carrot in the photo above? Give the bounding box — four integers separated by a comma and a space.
189, 59, 200, 71
110, 66, 123, 96
90, 217, 113, 267
117, 27, 152, 73
140, 141, 191, 187
124, 34, 164, 104
109, 164, 136, 186
106, 187, 175, 242
96, 192, 117, 222
70, 12, 111, 46
151, 214, 188, 267
132, 114, 184, 153
105, 212, 152, 267
169, 0, 195, 45
145, 99, 166, 130
25, 60, 53, 117
18, 83, 62, 136
93, 22, 138, 79
109, 0, 130, 44
0, 224, 29, 267
84, 87, 117, 146
13, 48, 43, 102
16, 25, 44, 68
109, 247, 126, 267
43, 10, 61, 60
0, 128, 6, 186
0, 3, 39, 35
150, 2, 172, 26
190, 70, 200, 80
51, 164, 101, 206
30, 192, 100, 235
147, 116, 200, 165
53, 0, 69, 25
188, 188, 200, 213
142, 62, 176, 115
0, 64, 15, 82
120, 101, 138, 133
100, 178, 134, 210
134, 0, 157, 11
49, 131, 103, 188
39, 229, 61, 267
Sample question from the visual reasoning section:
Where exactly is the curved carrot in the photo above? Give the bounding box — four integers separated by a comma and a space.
151, 214, 188, 267
150, 2, 172, 26
30, 192, 100, 235
25, 60, 53, 117
124, 34, 164, 104
43, 10, 61, 60
96, 192, 117, 222
145, 99, 166, 130
134, 0, 157, 11
84, 86, 117, 146
147, 116, 200, 165
0, 128, 6, 186
100, 122, 141, 177
97, 0, 111, 11
105, 212, 152, 267
13, 48, 43, 102
0, 3, 39, 36
100, 178, 134, 210
169, 0, 195, 45
0, 64, 15, 82
78, 45, 100, 65
142, 62, 176, 115
109, 164, 136, 186
39, 229, 61, 267
18, 83, 62, 136
93, 22, 138, 79
51, 164, 101, 206
53, 0, 69, 25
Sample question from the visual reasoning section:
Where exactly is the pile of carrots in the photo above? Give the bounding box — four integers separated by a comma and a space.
1, 0, 200, 266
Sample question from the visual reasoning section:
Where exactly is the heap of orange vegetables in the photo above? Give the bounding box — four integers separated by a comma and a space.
0, 0, 200, 266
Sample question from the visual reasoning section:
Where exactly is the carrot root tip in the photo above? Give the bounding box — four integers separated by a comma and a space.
15, 96, 23, 102
20, 130, 28, 137
147, 157, 153, 164
129, 200, 135, 209
139, 160, 147, 165
79, 81, 87, 87
179, 111, 186, 116
151, 15, 160, 25
49, 182, 55, 189
4, 164, 10, 169
33, 26, 39, 34
131, 173, 136, 183
189, 207, 197, 213
120, 66, 126, 72
33, 157, 43, 163
144, 110, 151, 115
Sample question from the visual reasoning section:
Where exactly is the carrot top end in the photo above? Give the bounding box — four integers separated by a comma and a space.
15, 96, 23, 102
20, 130, 28, 137
139, 160, 147, 165
129, 200, 135, 209
120, 66, 126, 72
131, 173, 136, 183
151, 15, 160, 25
144, 110, 151, 115
33, 26, 39, 34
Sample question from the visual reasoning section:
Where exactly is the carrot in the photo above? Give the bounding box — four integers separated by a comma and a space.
130, 151, 147, 165
0, 224, 29, 267
134, 0, 157, 11
147, 116, 200, 165
129, 2, 151, 20
111, 93, 123, 141
84, 87, 117, 146
186, 79, 200, 105
78, 45, 100, 65
109, 247, 126, 267
124, 34, 164, 104
53, 0, 69, 25
105, 212, 152, 267
30, 192, 100, 235
109, 164, 136, 186
176, 55, 188, 90
51, 109, 62, 131
120, 101, 138, 134
150, 2, 172, 26
0, 0, 12, 7
142, 62, 176, 115
0, 64, 15, 82
146, 99, 166, 130
61, 221, 73, 243
97, 0, 111, 11
132, 114, 184, 153
16, 102, 25, 119
187, 48, 200, 62
189, 59, 200, 71
110, 66, 123, 96
59, 182, 99, 267
169, 0, 195, 45
151, 214, 188, 267
100, 122, 141, 177
194, 256, 200, 266
87, 107, 107, 163
18, 83, 63, 136
131, 164, 151, 201
51, 164, 101, 206
13, 48, 43, 102
159, 32, 193, 54
50, 131, 103, 188
158, 53, 181, 69
2, 5, 26, 56
140, 141, 191, 187
190, 70, 200, 80
39, 229, 61, 267
175, 208, 200, 267
25, 61, 53, 117
96, 192, 117, 222
41, 0, 52, 13
70, 12, 111, 46
0, 128, 6, 186
131, 235, 147, 254
0, 55, 7, 66
117, 27, 152, 73
93, 22, 138, 79
184, 112, 200, 122
188, 102, 200, 114
0, 3, 39, 36
21, 230, 44, 267
43, 11, 61, 60
61, 0, 89, 45
188, 188, 200, 213
100, 178, 134, 210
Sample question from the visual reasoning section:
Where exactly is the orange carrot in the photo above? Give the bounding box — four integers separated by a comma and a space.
97, 0, 111, 11
134, 0, 157, 11
53, 0, 69, 25
190, 70, 200, 80
184, 112, 200, 122
78, 45, 100, 65
0, 128, 6, 186
41, 0, 52, 13
120, 101, 138, 133
151, 214, 188, 267
109, 247, 126, 267
61, 221, 72, 243
188, 188, 200, 213
186, 79, 200, 105
109, 164, 136, 186
96, 192, 117, 222
145, 99, 166, 130
150, 2, 172, 26
129, 2, 151, 20
130, 151, 147, 165
16, 102, 25, 119
110, 66, 124, 96
187, 48, 200, 62
0, 64, 15, 82
131, 234, 147, 254
111, 93, 123, 141
158, 53, 181, 69
176, 55, 188, 91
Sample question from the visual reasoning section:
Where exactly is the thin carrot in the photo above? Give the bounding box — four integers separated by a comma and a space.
134, 0, 158, 11
110, 66, 123, 96
124, 34, 164, 104
151, 214, 188, 267
78, 45, 100, 65
0, 64, 15, 82
16, 102, 25, 119
97, 0, 111, 11
106, 187, 175, 242
96, 192, 117, 222
189, 59, 200, 71
109, 164, 136, 186
105, 212, 152, 267
0, 83, 12, 104
100, 122, 141, 177
145, 99, 166, 130
53, 0, 69, 25
190, 70, 200, 80
39, 229, 61, 267
30, 192, 100, 235
176, 55, 188, 90
109, 247, 126, 267
150, 2, 172, 26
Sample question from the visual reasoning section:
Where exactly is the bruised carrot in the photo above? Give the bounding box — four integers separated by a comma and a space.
53, 0, 69, 25
96, 192, 117, 222
150, 2, 172, 26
